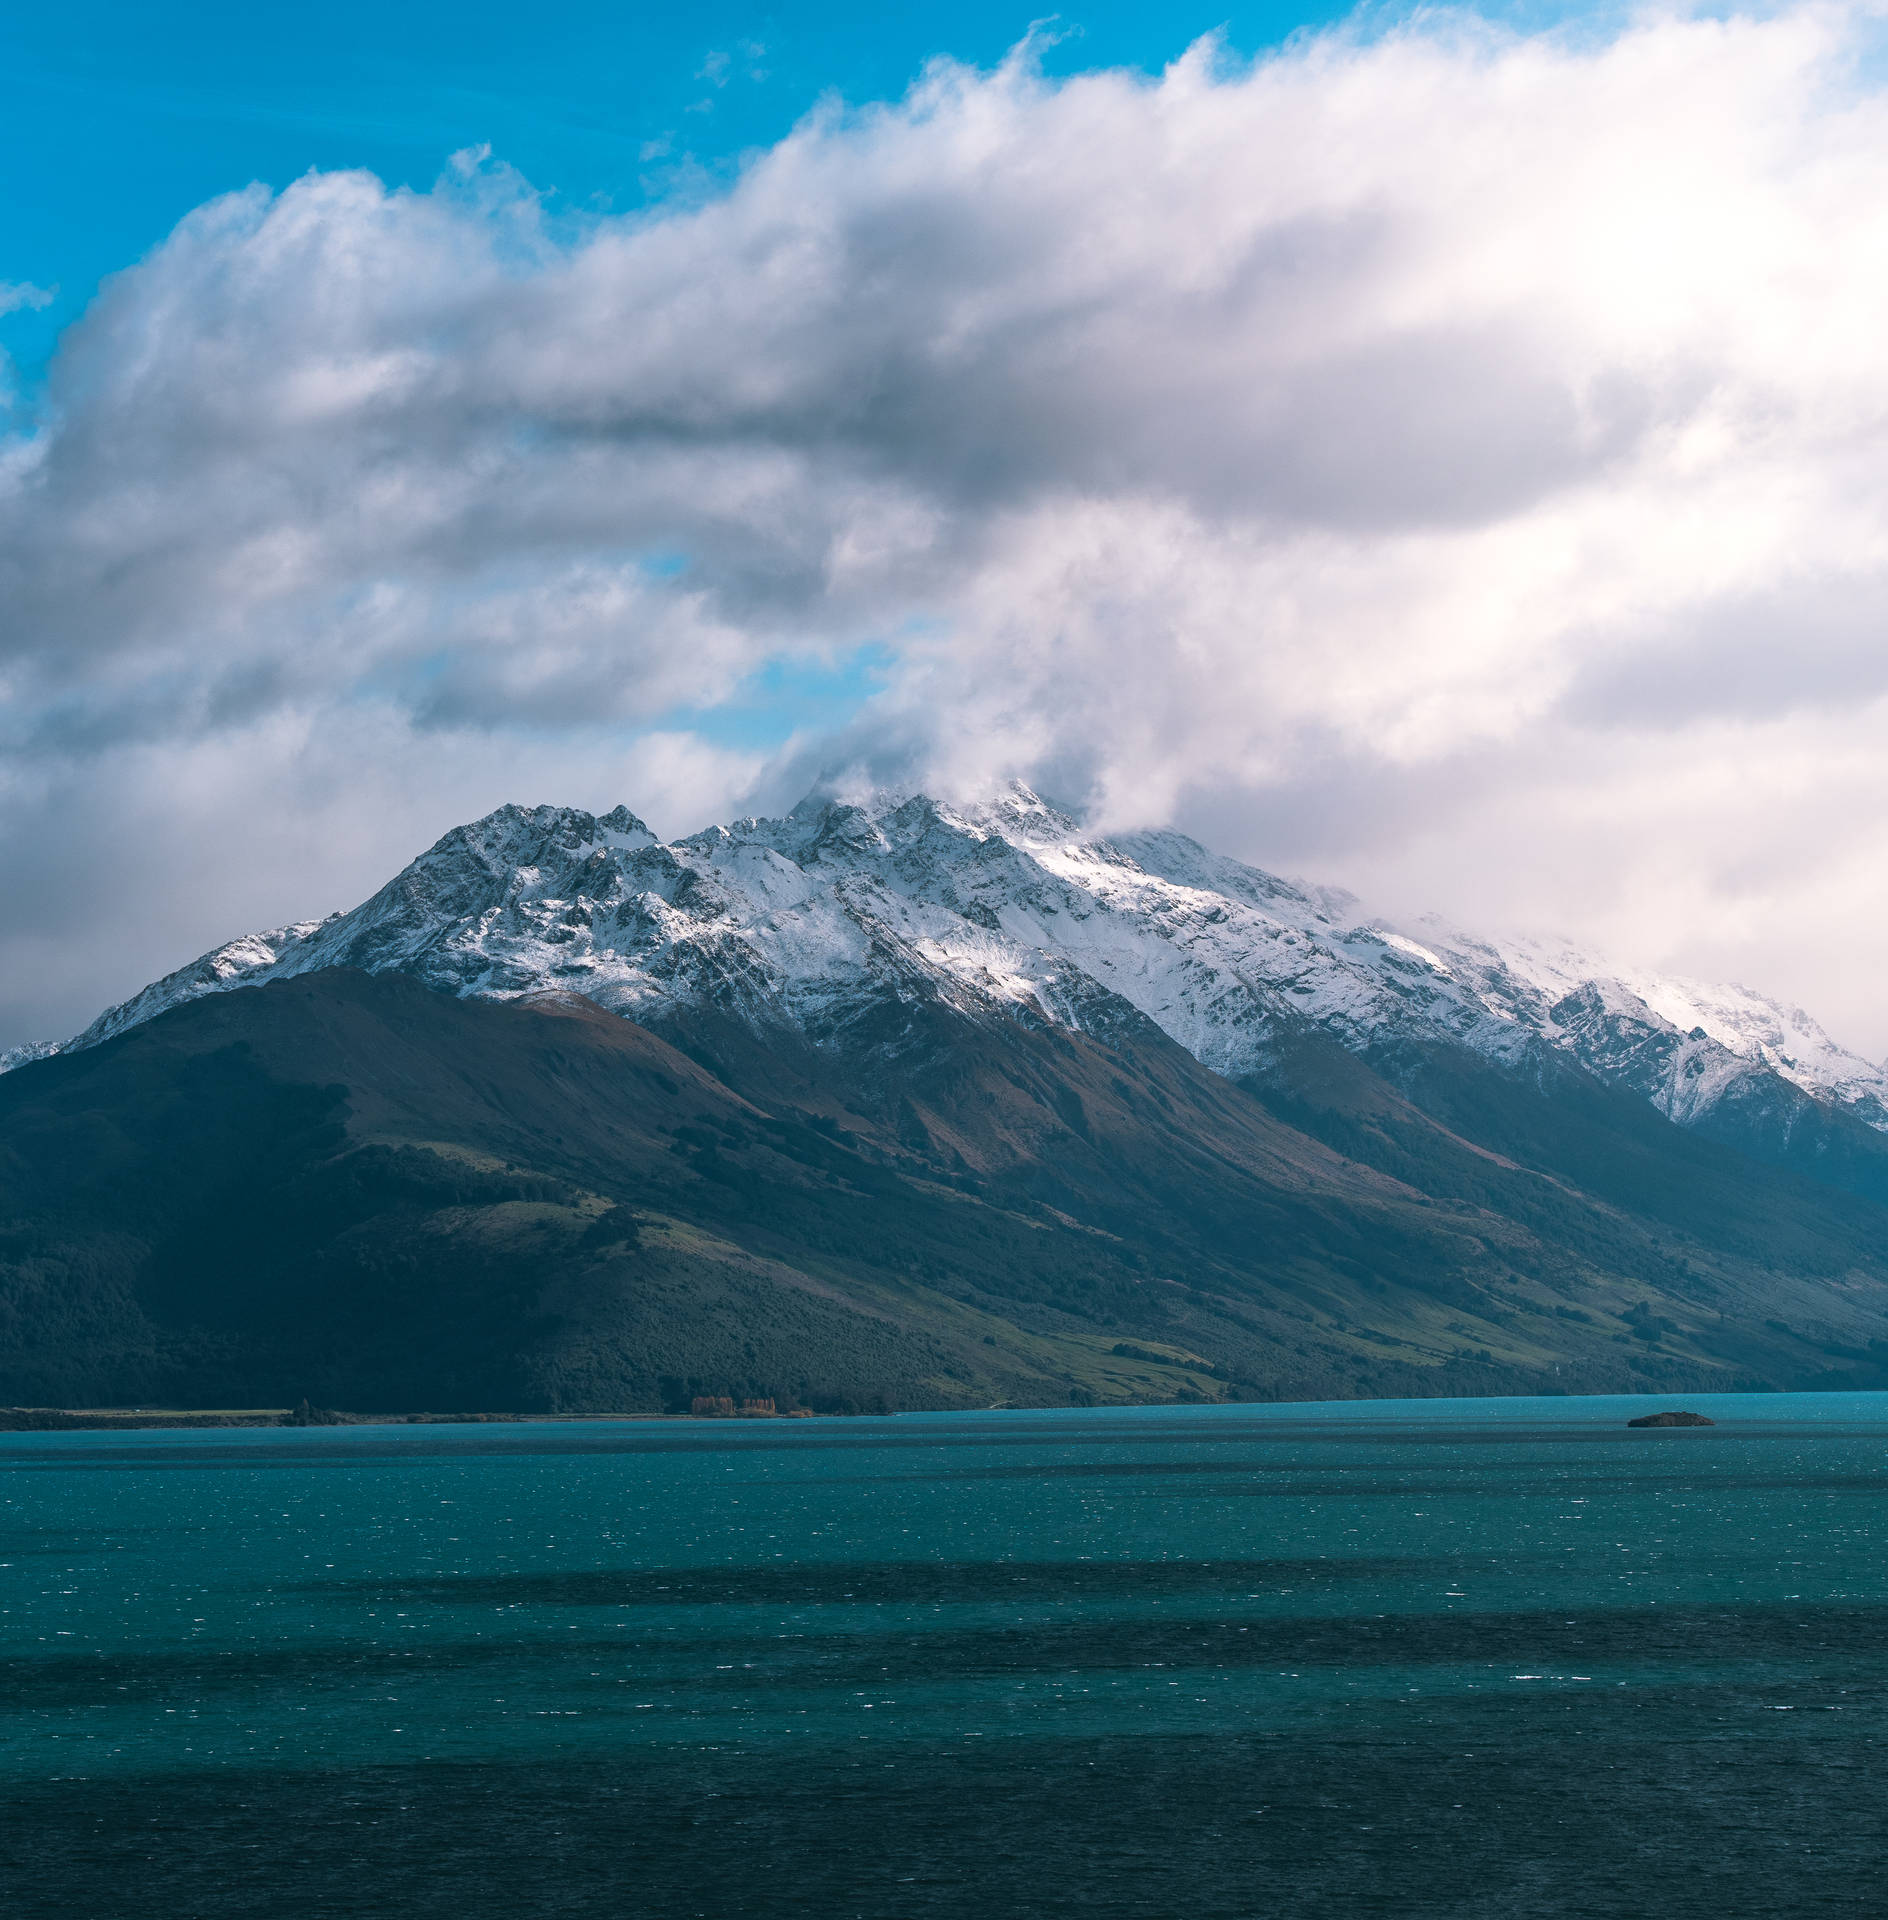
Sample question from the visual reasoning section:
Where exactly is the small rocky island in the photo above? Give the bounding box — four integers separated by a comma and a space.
1627, 1409, 1716, 1428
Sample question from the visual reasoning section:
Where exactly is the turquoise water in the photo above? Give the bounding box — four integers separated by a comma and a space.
5, 1393, 1887, 1915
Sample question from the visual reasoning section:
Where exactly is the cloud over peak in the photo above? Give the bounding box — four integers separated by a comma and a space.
8, 5, 1888, 1053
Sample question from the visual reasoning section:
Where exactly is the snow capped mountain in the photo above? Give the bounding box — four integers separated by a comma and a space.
12, 784, 1886, 1150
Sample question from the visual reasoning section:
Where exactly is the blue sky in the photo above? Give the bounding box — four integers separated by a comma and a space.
1, 0, 1383, 388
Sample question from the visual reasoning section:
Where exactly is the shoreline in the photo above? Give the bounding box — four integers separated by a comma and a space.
0, 1406, 697, 1432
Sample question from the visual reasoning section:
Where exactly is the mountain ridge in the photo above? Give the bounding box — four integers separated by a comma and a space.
10, 785, 1885, 1207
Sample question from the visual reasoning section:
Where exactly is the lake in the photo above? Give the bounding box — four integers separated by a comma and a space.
4, 1393, 1886, 1916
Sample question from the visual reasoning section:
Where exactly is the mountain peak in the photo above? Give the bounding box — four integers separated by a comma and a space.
429, 801, 656, 860
14, 787, 1887, 1178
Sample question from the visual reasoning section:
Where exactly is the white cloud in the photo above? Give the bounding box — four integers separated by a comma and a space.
9, 6, 1888, 1052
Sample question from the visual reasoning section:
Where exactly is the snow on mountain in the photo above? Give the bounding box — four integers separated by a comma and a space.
11, 784, 1886, 1145
1363, 916, 1888, 1130
0, 1040, 61, 1073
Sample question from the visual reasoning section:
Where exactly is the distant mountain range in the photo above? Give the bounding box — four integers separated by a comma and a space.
4, 787, 1887, 1412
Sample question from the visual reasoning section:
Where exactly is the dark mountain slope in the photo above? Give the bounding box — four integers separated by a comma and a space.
1537, 979, 1888, 1208
655, 994, 1888, 1388
1243, 1017, 1888, 1282
7, 968, 1888, 1411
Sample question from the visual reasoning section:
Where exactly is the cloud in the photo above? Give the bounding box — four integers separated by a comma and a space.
0, 282, 54, 317
8, 6, 1888, 1052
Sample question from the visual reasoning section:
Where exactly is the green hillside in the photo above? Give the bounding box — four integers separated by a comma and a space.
2, 969, 1886, 1413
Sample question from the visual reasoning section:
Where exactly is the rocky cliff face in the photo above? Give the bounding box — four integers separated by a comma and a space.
15, 785, 1886, 1182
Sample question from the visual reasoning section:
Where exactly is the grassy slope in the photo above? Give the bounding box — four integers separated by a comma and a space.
2, 969, 1887, 1411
